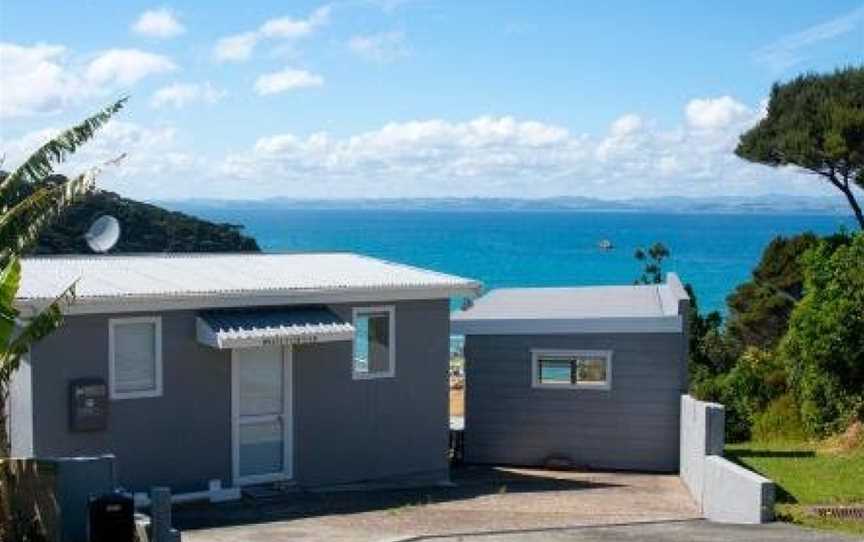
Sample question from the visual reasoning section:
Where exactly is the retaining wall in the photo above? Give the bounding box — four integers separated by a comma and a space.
680, 395, 775, 524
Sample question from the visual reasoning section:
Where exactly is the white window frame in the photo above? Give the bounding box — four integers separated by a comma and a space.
351, 305, 396, 380
530, 349, 612, 391
108, 316, 163, 400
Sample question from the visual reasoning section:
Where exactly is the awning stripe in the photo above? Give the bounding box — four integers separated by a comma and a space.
197, 307, 354, 349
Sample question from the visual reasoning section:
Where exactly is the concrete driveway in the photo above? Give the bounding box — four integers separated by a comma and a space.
177, 466, 701, 542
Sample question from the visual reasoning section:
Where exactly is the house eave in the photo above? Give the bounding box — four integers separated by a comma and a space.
450, 315, 684, 335
16, 283, 482, 317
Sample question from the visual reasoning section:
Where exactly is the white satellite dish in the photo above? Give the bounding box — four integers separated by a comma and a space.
84, 215, 121, 253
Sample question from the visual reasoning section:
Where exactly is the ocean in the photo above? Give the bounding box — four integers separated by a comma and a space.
170, 206, 855, 315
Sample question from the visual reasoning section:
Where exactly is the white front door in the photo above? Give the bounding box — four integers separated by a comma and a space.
232, 345, 293, 485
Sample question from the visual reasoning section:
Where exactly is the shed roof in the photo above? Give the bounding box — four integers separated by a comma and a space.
451, 273, 689, 335
17, 252, 481, 315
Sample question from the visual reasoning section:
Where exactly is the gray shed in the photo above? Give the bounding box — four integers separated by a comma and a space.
10, 252, 480, 501
451, 273, 689, 472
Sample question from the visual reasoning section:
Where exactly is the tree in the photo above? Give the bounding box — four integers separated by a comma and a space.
736, 67, 864, 229
0, 98, 127, 456
634, 242, 670, 284
781, 233, 864, 436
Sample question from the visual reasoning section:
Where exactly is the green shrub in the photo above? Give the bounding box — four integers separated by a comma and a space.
781, 234, 864, 437
752, 393, 808, 442
715, 348, 787, 442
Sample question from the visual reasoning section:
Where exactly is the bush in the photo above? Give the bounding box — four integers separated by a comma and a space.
691, 347, 787, 442
781, 234, 864, 437
752, 393, 808, 442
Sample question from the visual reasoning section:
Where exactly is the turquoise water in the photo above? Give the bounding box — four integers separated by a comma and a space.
171, 207, 854, 314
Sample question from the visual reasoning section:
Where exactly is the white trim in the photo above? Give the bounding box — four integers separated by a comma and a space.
530, 349, 613, 391
451, 316, 683, 335
134, 481, 241, 507
351, 305, 396, 380
18, 284, 481, 317
108, 316, 163, 400
231, 346, 294, 486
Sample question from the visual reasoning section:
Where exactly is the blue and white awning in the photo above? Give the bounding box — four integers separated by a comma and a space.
197, 307, 354, 349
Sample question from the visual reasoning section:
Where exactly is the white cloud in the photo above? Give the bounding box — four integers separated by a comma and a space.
213, 5, 330, 62
150, 82, 225, 108
0, 120, 207, 199
752, 5, 864, 72
259, 6, 330, 39
685, 96, 751, 130
86, 49, 176, 86
348, 31, 409, 63
254, 68, 323, 95
609, 114, 643, 137
213, 32, 259, 62
216, 99, 818, 200
2, 96, 825, 200
132, 8, 186, 39
0, 43, 175, 118
0, 43, 85, 117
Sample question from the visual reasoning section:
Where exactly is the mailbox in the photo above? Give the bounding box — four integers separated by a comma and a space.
69, 378, 109, 432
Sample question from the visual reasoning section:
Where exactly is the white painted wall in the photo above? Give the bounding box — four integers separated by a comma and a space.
680, 394, 774, 524
9, 352, 34, 457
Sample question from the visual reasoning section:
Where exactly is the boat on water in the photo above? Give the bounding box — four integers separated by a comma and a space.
597, 239, 614, 250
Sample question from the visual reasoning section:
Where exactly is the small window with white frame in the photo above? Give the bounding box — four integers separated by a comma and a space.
352, 306, 395, 379
531, 349, 612, 390
109, 316, 163, 399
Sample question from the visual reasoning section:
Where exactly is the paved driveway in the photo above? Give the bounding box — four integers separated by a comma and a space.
177, 466, 701, 542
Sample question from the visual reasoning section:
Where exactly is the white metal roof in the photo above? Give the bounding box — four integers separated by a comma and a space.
197, 307, 354, 349
17, 252, 481, 315
451, 273, 689, 335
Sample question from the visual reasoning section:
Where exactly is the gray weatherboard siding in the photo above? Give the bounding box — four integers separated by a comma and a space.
464, 332, 687, 472
27, 299, 450, 493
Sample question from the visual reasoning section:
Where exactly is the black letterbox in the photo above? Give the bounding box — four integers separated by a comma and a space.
69, 378, 108, 432
88, 491, 134, 542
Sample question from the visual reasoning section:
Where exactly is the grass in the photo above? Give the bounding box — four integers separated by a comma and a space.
726, 440, 864, 536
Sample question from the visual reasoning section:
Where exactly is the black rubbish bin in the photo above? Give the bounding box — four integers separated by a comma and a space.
88, 490, 135, 542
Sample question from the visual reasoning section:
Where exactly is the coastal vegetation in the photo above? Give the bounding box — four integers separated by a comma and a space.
681, 66, 864, 534
30, 186, 259, 254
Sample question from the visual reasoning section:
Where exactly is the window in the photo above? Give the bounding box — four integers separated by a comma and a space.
109, 317, 162, 399
531, 350, 612, 390
352, 306, 395, 379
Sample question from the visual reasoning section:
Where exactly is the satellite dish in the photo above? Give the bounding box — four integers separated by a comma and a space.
84, 215, 121, 253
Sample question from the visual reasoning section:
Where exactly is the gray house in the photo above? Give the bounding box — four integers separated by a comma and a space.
451, 273, 689, 472
9, 252, 479, 501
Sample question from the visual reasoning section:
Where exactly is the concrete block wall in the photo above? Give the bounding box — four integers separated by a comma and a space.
680, 395, 775, 524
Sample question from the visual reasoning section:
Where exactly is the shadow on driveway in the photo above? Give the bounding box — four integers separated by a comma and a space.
174, 466, 624, 531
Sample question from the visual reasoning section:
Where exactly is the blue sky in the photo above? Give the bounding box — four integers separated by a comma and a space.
1, 1, 862, 200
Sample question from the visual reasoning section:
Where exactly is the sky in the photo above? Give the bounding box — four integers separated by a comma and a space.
1, 1, 862, 201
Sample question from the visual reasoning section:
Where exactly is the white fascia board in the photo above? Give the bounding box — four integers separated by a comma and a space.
18, 284, 481, 317
451, 315, 684, 335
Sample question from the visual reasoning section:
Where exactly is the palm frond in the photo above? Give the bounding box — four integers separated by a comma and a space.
0, 283, 74, 383
0, 97, 127, 198
0, 167, 99, 264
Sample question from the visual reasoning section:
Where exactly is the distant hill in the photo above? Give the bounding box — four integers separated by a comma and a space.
32, 188, 260, 255
162, 194, 851, 215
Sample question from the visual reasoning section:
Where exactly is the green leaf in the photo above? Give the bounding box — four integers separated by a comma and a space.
0, 257, 20, 351
0, 97, 127, 199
